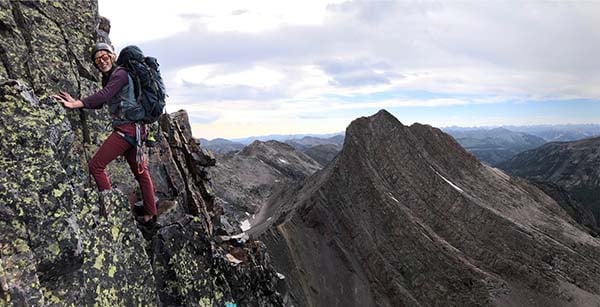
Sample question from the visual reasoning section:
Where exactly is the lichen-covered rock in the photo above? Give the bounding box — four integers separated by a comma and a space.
152, 216, 284, 306
0, 81, 156, 306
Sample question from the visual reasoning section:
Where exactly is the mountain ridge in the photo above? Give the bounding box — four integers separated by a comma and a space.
253, 109, 600, 307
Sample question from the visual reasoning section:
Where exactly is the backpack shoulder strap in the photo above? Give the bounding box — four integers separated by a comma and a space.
116, 65, 141, 99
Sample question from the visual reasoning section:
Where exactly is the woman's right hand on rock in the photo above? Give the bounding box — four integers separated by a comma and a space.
52, 91, 83, 109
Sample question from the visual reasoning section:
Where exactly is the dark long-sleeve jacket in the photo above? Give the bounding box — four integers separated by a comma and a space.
81, 67, 129, 109
81, 67, 144, 136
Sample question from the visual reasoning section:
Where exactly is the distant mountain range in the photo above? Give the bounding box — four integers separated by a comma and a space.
198, 138, 245, 154
444, 127, 547, 166
445, 124, 600, 142
199, 134, 345, 167
284, 135, 345, 149
200, 124, 600, 166
198, 111, 600, 306
229, 132, 344, 145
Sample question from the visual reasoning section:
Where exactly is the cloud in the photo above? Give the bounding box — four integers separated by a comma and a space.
179, 81, 286, 101
326, 0, 401, 23
135, 1, 600, 95
187, 111, 221, 124
317, 58, 400, 87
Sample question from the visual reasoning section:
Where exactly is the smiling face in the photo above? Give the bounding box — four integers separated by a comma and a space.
93, 50, 114, 73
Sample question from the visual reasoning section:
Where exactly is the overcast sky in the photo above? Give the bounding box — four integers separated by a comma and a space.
99, 0, 600, 139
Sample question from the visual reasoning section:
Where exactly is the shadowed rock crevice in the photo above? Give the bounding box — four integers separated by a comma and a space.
7, 1, 34, 87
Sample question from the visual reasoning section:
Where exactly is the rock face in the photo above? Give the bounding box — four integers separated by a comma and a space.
529, 181, 597, 234
0, 81, 156, 306
498, 137, 600, 228
210, 140, 322, 221
254, 110, 600, 307
0, 1, 284, 306
445, 127, 547, 166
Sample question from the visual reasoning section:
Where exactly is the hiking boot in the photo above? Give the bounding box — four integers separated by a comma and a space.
132, 202, 145, 216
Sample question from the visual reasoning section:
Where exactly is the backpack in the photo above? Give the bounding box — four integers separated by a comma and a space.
116, 45, 166, 124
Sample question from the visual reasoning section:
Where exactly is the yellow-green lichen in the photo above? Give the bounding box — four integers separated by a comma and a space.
93, 251, 105, 271
48, 242, 60, 256
52, 187, 65, 198
53, 210, 64, 218
200, 297, 212, 307
94, 286, 120, 307
13, 239, 30, 254
10, 220, 27, 236
41, 286, 63, 305
107, 265, 116, 278
110, 226, 119, 241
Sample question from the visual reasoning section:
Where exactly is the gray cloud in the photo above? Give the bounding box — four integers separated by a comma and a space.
317, 58, 401, 87
179, 80, 286, 101
136, 1, 600, 101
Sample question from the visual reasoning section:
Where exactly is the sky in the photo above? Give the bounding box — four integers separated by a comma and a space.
98, 0, 600, 139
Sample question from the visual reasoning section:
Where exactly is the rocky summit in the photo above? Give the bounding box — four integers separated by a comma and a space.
209, 140, 322, 223
253, 110, 600, 307
0, 1, 284, 306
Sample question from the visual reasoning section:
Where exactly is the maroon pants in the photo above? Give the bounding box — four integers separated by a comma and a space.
89, 131, 156, 216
